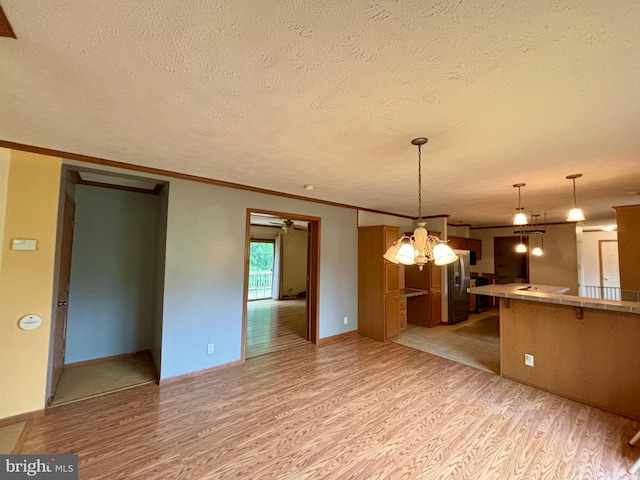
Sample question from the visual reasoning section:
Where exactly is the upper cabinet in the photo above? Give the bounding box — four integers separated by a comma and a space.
447, 235, 482, 260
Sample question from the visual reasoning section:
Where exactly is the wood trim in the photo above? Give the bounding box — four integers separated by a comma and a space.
0, 140, 417, 219
0, 4, 16, 38
76, 178, 160, 195
241, 211, 251, 361
471, 220, 577, 230
316, 330, 358, 346
307, 219, 320, 344
158, 359, 244, 387
64, 350, 151, 369
0, 409, 44, 428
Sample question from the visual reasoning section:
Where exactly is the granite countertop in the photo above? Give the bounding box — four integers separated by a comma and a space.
399, 288, 428, 298
468, 283, 640, 314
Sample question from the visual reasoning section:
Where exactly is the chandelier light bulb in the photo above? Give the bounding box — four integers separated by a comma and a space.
512, 184, 528, 226
531, 246, 543, 256
566, 174, 585, 222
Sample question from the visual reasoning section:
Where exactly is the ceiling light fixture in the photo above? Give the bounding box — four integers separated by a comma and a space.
530, 214, 544, 256
566, 174, 585, 222
513, 183, 528, 225
383, 137, 458, 270
602, 225, 616, 232
515, 234, 528, 254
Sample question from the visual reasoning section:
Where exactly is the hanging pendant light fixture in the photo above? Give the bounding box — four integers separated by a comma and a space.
530, 214, 544, 256
515, 234, 527, 253
513, 183, 528, 225
566, 173, 585, 222
383, 137, 458, 270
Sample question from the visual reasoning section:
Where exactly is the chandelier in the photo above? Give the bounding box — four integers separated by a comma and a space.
383, 137, 458, 270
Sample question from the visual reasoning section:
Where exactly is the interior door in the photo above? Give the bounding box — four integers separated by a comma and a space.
599, 240, 620, 299
51, 194, 75, 401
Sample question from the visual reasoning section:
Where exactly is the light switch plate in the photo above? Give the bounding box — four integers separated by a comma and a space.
12, 239, 37, 251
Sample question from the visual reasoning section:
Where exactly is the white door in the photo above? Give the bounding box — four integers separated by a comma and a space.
599, 240, 620, 299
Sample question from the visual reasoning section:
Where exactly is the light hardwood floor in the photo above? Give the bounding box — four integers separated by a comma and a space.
17, 337, 639, 479
246, 298, 308, 358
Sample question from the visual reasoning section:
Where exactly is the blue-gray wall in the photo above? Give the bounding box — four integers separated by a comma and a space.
66, 185, 158, 363
160, 179, 358, 379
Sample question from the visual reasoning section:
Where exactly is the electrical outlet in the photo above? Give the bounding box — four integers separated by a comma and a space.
343, 316, 348, 325
524, 353, 534, 367
207, 343, 215, 355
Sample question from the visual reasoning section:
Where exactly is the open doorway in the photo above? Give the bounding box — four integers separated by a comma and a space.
494, 236, 529, 284
248, 239, 276, 300
48, 167, 167, 407
243, 210, 320, 359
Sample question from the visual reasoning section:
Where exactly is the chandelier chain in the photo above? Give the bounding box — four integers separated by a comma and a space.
417, 144, 422, 220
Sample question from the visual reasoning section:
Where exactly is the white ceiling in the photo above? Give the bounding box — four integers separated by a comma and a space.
1, 0, 639, 226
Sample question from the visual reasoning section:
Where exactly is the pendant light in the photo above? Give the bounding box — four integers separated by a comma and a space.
530, 215, 544, 256
515, 234, 527, 253
566, 174, 585, 222
383, 137, 458, 270
513, 183, 528, 225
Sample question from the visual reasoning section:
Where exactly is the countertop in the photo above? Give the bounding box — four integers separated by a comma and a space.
468, 283, 640, 314
399, 288, 428, 298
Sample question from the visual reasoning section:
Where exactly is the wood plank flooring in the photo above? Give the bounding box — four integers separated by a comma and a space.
17, 337, 639, 479
246, 299, 308, 358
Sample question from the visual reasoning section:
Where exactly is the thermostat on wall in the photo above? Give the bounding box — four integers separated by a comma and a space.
19, 314, 42, 331
12, 239, 37, 251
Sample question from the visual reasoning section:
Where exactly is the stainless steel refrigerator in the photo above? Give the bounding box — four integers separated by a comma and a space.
447, 249, 471, 324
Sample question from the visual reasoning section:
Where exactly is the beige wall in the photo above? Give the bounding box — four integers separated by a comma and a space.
0, 150, 61, 419
470, 224, 579, 294
282, 229, 308, 296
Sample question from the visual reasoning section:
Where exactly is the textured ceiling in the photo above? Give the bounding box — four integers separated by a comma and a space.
1, 0, 639, 226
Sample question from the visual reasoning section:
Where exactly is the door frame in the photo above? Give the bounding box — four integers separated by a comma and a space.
493, 235, 530, 284
242, 208, 321, 361
247, 238, 277, 301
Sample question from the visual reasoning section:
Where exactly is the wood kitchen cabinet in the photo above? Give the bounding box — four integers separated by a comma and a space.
447, 235, 482, 260
398, 297, 407, 330
358, 225, 400, 341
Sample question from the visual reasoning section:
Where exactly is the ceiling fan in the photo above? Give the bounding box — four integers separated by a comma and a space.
269, 219, 305, 234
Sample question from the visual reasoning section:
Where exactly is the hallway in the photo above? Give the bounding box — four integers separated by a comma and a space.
246, 299, 308, 358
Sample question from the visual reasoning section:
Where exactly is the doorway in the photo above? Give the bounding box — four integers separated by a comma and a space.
48, 167, 167, 407
494, 236, 529, 284
243, 209, 320, 359
248, 240, 276, 300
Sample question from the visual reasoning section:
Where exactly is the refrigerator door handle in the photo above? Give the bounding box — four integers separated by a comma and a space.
459, 254, 466, 294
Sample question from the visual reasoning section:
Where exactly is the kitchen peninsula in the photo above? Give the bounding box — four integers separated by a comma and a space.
469, 283, 640, 421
